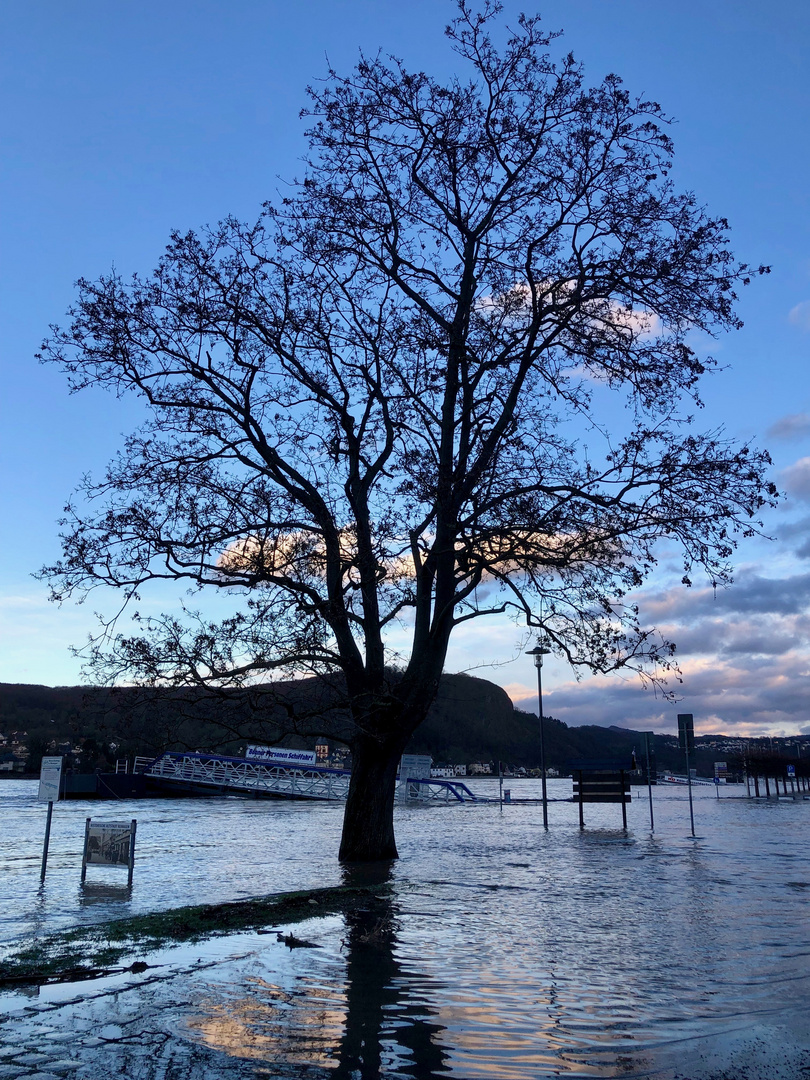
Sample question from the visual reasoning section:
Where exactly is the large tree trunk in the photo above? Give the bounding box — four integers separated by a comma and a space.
339, 731, 408, 862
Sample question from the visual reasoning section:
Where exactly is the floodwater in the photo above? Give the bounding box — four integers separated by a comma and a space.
1, 778, 808, 1078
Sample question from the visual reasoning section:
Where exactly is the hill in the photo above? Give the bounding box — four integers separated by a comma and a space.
1, 677, 805, 777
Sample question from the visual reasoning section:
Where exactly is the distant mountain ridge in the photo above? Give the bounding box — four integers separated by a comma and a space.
1, 677, 802, 777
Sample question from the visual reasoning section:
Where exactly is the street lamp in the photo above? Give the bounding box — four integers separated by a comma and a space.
526, 640, 551, 829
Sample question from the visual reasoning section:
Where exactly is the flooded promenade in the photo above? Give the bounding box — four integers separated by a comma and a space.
1, 779, 808, 1078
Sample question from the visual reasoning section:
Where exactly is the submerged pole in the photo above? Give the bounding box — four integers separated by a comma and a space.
40, 800, 54, 882
685, 746, 696, 838
678, 714, 696, 837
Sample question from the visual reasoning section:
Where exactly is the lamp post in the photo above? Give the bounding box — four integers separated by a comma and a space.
526, 642, 551, 829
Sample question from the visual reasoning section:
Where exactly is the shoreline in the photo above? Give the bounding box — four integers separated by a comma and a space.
0, 882, 392, 989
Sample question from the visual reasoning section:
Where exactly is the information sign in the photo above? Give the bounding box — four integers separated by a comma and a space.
398, 754, 433, 801
81, 818, 137, 885
787, 764, 796, 778
399, 754, 432, 780
677, 714, 695, 753
245, 745, 317, 766
38, 756, 63, 802
85, 821, 132, 866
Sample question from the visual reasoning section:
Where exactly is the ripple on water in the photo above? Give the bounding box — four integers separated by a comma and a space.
1, 778, 809, 1078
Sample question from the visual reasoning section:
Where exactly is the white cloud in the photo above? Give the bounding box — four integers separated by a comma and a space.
780, 457, 810, 502
503, 681, 536, 708
788, 300, 810, 331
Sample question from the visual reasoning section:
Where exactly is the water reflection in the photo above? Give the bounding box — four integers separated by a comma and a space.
79, 881, 133, 905
332, 862, 450, 1078
187, 862, 450, 1077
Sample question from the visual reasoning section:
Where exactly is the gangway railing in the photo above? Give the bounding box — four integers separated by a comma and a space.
142, 751, 351, 800
400, 777, 480, 803
139, 751, 479, 804
659, 773, 716, 786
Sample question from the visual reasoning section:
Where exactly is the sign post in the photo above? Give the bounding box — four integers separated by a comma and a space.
713, 761, 727, 799
678, 714, 696, 837
644, 732, 655, 832
38, 756, 63, 882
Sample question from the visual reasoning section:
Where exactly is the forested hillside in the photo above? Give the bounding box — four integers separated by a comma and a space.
1, 676, 785, 778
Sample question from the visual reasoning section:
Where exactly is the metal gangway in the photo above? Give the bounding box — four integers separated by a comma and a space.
135, 751, 479, 804
659, 773, 717, 786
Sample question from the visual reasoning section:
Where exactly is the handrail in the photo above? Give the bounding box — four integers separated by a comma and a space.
140, 751, 478, 803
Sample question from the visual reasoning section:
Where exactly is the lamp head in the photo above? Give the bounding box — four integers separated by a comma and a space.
525, 643, 550, 668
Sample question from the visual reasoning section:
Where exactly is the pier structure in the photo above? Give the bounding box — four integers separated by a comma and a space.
728, 749, 810, 800
135, 751, 479, 803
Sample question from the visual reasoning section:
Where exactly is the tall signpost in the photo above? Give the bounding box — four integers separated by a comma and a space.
38, 755, 63, 882
644, 732, 655, 831
713, 761, 727, 799
526, 642, 551, 829
678, 713, 696, 838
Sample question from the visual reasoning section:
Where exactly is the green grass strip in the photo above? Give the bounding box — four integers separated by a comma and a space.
0, 883, 391, 988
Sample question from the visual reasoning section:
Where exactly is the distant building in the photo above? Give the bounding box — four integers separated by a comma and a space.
468, 762, 492, 775
0, 752, 26, 773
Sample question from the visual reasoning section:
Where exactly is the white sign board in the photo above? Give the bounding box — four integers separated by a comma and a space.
38, 756, 63, 802
245, 745, 317, 766
399, 754, 432, 780
85, 821, 133, 867
397, 754, 433, 802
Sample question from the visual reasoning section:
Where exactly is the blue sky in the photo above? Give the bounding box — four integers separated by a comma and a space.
1, 1, 809, 736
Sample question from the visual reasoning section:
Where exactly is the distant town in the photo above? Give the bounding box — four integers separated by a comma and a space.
3, 724, 809, 782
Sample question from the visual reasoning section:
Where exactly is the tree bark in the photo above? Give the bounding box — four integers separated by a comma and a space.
339, 731, 409, 862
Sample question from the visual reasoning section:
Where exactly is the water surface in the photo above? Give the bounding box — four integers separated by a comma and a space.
1, 778, 808, 1078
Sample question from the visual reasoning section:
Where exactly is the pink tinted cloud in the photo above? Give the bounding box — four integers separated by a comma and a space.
534, 650, 810, 737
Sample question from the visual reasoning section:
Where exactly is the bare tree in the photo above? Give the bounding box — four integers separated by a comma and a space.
40, 3, 775, 860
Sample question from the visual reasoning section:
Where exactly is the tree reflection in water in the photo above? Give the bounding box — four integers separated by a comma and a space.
331, 860, 450, 1078
182, 861, 451, 1077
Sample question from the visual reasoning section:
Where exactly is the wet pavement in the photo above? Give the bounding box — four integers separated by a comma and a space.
2, 915, 809, 1080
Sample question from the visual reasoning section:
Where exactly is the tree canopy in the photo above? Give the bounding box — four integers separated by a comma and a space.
40, 2, 776, 859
